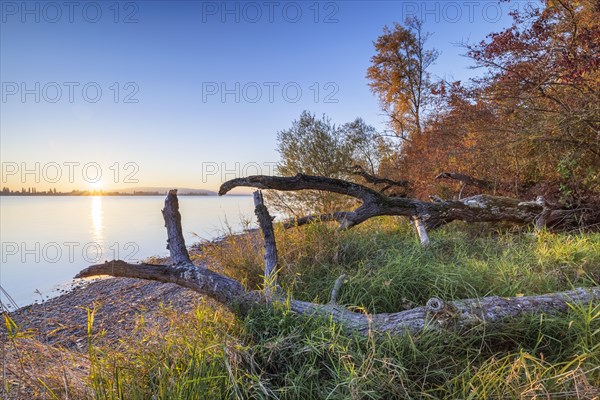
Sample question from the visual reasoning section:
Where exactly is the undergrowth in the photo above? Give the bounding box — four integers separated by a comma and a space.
5, 218, 600, 399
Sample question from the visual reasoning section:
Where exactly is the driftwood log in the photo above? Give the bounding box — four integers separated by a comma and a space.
76, 190, 600, 336
219, 173, 580, 231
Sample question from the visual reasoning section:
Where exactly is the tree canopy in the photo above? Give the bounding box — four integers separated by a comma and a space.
371, 0, 599, 205
270, 111, 386, 216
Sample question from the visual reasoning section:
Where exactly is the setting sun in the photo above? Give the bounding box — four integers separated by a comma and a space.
89, 181, 103, 191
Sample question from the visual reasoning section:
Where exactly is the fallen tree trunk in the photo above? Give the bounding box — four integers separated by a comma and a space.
76, 190, 600, 336
218, 173, 577, 230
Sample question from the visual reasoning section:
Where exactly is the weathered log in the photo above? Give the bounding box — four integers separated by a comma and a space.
219, 174, 555, 230
76, 259, 600, 335
76, 259, 249, 313
76, 190, 600, 336
253, 190, 278, 296
162, 189, 191, 265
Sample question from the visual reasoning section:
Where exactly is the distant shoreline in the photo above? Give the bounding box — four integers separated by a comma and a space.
0, 193, 252, 197
0, 193, 216, 197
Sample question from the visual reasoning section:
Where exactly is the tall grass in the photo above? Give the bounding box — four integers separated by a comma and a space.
6, 218, 599, 398
82, 219, 600, 399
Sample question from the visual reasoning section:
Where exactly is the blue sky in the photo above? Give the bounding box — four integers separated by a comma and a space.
0, 1, 539, 192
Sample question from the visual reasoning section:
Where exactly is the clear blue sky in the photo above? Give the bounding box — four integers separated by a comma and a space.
1, 1, 538, 192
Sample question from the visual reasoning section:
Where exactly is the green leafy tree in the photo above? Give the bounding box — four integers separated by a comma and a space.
269, 111, 385, 216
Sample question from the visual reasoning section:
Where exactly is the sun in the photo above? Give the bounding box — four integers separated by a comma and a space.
89, 180, 103, 191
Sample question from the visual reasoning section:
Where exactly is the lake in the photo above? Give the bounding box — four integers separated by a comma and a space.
0, 195, 256, 308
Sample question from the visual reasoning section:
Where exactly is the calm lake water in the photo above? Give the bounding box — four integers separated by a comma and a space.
0, 195, 255, 309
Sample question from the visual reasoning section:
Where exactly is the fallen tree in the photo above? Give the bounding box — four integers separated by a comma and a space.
219, 173, 582, 231
76, 190, 600, 336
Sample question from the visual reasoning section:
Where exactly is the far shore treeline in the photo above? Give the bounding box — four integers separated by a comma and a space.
0, 187, 217, 196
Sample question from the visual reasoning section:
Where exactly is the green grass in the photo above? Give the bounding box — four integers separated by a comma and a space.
42, 219, 600, 398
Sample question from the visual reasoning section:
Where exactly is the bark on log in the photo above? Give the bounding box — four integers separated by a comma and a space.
254, 190, 278, 296
76, 260, 600, 335
162, 190, 191, 265
76, 190, 600, 336
219, 174, 563, 230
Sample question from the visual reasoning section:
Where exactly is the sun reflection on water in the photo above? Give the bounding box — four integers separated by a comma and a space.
90, 196, 104, 242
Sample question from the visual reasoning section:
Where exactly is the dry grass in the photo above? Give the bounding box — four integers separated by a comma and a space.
3, 332, 90, 399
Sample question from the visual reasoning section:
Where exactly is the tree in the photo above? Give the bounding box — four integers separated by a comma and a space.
464, 0, 600, 198
367, 17, 439, 140
377, 2, 599, 203
269, 111, 385, 216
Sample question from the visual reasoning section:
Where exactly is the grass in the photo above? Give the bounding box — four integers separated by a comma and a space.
4, 218, 600, 399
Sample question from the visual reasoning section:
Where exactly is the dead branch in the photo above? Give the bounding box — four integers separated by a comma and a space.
162, 189, 191, 264
351, 165, 409, 194
254, 190, 277, 296
329, 274, 347, 305
435, 172, 494, 191
219, 174, 382, 203
76, 190, 600, 336
412, 216, 431, 246
219, 174, 575, 231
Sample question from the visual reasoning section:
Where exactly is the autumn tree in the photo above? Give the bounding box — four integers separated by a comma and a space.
376, 1, 599, 205
464, 0, 600, 199
367, 17, 439, 140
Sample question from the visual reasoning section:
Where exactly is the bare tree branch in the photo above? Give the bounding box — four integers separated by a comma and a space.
435, 172, 494, 191
219, 173, 382, 204
351, 165, 409, 192
219, 174, 570, 230
77, 191, 600, 337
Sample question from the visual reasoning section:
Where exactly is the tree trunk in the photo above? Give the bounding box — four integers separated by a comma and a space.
76, 190, 600, 336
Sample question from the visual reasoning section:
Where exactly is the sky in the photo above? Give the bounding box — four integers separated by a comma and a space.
0, 0, 541, 192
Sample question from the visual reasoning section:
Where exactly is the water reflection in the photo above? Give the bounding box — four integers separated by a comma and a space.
90, 196, 104, 241
2, 196, 255, 307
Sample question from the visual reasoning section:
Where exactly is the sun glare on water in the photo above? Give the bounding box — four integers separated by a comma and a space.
90, 196, 104, 241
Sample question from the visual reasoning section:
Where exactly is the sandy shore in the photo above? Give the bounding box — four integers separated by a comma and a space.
1, 234, 257, 398
8, 277, 206, 350
5, 234, 249, 349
